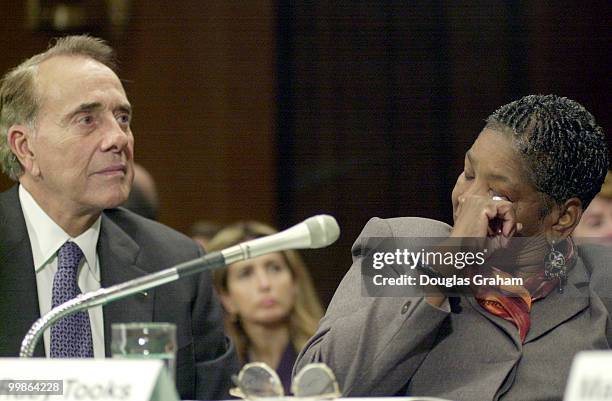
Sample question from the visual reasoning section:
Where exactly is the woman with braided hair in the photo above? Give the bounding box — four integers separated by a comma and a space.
295, 95, 611, 401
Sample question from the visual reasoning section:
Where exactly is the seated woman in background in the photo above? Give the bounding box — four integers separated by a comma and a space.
207, 222, 324, 394
190, 220, 222, 250
573, 170, 612, 246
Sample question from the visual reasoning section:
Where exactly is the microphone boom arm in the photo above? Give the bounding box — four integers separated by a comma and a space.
19, 214, 339, 358
19, 254, 222, 358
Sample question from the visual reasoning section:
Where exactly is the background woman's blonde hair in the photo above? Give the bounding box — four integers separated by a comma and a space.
207, 221, 324, 363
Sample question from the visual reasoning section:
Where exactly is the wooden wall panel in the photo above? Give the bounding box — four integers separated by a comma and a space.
0, 0, 276, 232
279, 2, 455, 303
1, 2, 609, 305
526, 2, 610, 141
279, 2, 610, 304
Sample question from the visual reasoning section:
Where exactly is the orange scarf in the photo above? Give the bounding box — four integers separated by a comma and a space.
471, 239, 575, 343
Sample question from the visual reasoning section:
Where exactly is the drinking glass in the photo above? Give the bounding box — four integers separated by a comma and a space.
111, 322, 177, 381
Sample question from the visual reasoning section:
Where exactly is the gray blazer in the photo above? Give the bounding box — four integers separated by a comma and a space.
295, 217, 612, 401
0, 185, 239, 400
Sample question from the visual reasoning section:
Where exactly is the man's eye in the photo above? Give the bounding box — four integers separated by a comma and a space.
78, 115, 94, 125
117, 114, 131, 124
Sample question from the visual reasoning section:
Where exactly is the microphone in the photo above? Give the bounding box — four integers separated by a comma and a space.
176, 214, 340, 277
20, 215, 340, 357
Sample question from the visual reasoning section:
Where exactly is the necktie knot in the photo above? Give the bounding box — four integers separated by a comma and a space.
57, 241, 84, 272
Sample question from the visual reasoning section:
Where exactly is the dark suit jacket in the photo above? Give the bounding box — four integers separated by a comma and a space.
295, 217, 612, 401
0, 185, 239, 400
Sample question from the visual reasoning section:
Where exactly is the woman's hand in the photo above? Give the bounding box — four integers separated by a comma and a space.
451, 194, 523, 251
423, 195, 524, 307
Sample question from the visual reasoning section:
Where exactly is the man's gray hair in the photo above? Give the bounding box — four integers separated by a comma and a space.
0, 35, 116, 180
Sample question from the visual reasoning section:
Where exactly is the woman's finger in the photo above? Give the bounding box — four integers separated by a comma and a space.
496, 203, 517, 237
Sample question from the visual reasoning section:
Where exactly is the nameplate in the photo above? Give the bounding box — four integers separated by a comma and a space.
564, 351, 612, 401
0, 358, 178, 401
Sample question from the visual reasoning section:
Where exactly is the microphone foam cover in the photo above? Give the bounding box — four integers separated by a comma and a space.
304, 215, 340, 248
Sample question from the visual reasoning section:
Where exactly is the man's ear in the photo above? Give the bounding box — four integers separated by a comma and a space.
549, 197, 583, 240
7, 124, 39, 177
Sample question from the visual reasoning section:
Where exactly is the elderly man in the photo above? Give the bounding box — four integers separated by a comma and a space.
0, 35, 238, 400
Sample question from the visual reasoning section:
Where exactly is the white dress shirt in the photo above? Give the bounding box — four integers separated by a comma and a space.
19, 185, 105, 358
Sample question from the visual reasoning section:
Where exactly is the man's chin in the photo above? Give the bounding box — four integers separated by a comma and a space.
100, 190, 130, 210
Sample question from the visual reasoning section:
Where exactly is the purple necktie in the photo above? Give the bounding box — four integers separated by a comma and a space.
50, 241, 94, 358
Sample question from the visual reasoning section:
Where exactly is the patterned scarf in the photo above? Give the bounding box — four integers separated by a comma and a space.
470, 238, 576, 343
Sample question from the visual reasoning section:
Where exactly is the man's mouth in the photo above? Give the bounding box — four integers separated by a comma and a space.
94, 164, 127, 175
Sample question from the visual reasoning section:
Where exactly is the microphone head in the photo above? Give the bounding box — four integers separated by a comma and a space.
304, 215, 340, 248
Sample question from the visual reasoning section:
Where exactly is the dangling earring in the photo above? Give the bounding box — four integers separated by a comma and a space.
544, 239, 567, 293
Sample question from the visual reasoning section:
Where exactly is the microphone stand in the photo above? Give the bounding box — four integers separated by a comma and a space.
20, 252, 227, 358
20, 214, 339, 357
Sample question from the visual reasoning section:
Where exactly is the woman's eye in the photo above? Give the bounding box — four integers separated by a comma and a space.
490, 190, 510, 202
266, 263, 283, 273
586, 218, 602, 228
236, 268, 252, 279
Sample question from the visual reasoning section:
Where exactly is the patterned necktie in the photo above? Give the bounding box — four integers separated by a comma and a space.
50, 241, 94, 358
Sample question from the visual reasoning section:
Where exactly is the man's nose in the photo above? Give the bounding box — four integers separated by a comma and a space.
101, 116, 130, 152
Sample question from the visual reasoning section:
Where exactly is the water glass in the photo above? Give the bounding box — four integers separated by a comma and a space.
111, 322, 177, 381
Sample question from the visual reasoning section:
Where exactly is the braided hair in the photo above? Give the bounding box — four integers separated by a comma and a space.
486, 94, 608, 209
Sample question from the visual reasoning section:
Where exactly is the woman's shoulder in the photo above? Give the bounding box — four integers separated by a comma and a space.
357, 216, 452, 239
576, 243, 612, 315
576, 243, 612, 275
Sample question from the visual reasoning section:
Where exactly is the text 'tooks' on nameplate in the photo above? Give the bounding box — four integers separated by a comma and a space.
0, 358, 178, 401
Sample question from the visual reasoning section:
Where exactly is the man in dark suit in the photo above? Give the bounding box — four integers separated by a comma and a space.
0, 35, 239, 400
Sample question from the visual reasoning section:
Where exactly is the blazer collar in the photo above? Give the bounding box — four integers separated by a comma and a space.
0, 186, 157, 357
464, 257, 591, 347
98, 213, 154, 356
0, 185, 30, 253
465, 293, 523, 348
0, 185, 44, 356
524, 257, 590, 343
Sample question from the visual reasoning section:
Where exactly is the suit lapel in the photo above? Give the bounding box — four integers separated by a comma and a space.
0, 186, 44, 357
524, 260, 590, 344
98, 213, 154, 356
463, 259, 591, 347
464, 293, 523, 349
